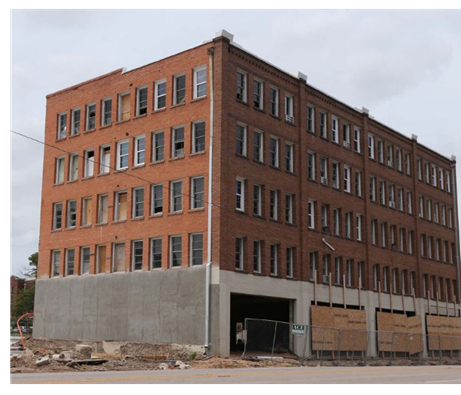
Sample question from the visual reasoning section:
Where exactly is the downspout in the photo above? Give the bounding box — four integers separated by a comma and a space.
205, 46, 215, 351
451, 160, 461, 314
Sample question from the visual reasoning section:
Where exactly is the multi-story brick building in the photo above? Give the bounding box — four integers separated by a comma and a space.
34, 30, 460, 357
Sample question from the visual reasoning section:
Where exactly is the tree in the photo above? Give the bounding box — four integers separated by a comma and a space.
19, 252, 38, 277
11, 286, 35, 318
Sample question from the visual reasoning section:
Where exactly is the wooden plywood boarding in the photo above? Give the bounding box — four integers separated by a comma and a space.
426, 316, 461, 351
377, 313, 423, 354
311, 306, 367, 352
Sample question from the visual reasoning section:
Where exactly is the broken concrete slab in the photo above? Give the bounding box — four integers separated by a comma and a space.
36, 356, 50, 366
158, 363, 169, 370
102, 341, 126, 355
75, 344, 92, 358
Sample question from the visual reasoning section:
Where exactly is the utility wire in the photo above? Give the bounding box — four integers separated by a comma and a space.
11, 130, 231, 213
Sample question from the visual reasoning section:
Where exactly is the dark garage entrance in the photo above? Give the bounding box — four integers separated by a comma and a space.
230, 293, 292, 353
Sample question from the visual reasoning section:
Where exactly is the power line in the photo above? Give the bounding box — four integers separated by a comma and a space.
11, 130, 231, 213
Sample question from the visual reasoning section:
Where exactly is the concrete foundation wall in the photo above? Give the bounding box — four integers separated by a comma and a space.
33, 268, 208, 346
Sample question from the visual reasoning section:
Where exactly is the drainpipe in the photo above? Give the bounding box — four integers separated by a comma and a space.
205, 46, 215, 352
451, 159, 461, 313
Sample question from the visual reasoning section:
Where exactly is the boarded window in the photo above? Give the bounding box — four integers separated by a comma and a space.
98, 195, 108, 223
120, 93, 130, 121
97, 245, 106, 274
115, 192, 127, 220
113, 243, 125, 272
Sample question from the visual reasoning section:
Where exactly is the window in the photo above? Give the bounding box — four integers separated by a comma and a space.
192, 121, 206, 153
322, 255, 329, 283
132, 187, 144, 218
399, 228, 405, 252
286, 247, 294, 278
116, 140, 129, 170
83, 150, 95, 177
358, 261, 364, 288
285, 194, 294, 224
446, 172, 451, 193
378, 140, 384, 164
408, 231, 414, 254
426, 199, 432, 221
346, 259, 353, 287
270, 244, 278, 275
270, 87, 279, 116
150, 238, 162, 269
68, 154, 78, 181
332, 162, 339, 189
407, 191, 412, 214
113, 243, 126, 272
285, 143, 294, 172
355, 171, 362, 197
66, 249, 75, 276
118, 92, 130, 121
269, 137, 279, 167
58, 112, 67, 139
321, 204, 329, 230
285, 94, 294, 123
97, 194, 108, 224
439, 169, 444, 190
353, 128, 361, 153
134, 135, 146, 166
410, 272, 415, 295
253, 184, 262, 216
253, 130, 263, 162
425, 162, 430, 183
67, 200, 77, 228
388, 184, 395, 208
309, 252, 317, 281
398, 188, 404, 211
356, 214, 363, 241
334, 257, 341, 285
442, 205, 446, 226
82, 197, 92, 226
51, 250, 60, 277
308, 200, 315, 229
370, 176, 376, 202
151, 183, 163, 215
381, 222, 387, 247
170, 235, 182, 267
307, 152, 316, 180
101, 98, 112, 126
420, 234, 426, 257
99, 145, 110, 175
387, 145, 393, 168
320, 157, 328, 185
371, 219, 377, 245
173, 74, 186, 105
253, 240, 262, 273
71, 108, 80, 136
320, 112, 327, 138
373, 264, 379, 290
170, 180, 183, 212
86, 103, 96, 131
419, 196, 424, 218
383, 267, 388, 292
154, 79, 166, 110
345, 212, 352, 239
52, 202, 63, 230
392, 269, 398, 293
448, 208, 453, 228
270, 189, 278, 220
235, 237, 244, 270
132, 240, 143, 270
428, 237, 433, 259
190, 233, 203, 266
194, 66, 207, 99
396, 148, 402, 171
191, 176, 205, 209
307, 105, 315, 133
417, 158, 422, 180
152, 131, 165, 162
331, 208, 339, 236
236, 71, 247, 102
432, 165, 437, 187
343, 124, 350, 148
331, 116, 339, 143
405, 153, 411, 175
236, 124, 247, 156
434, 202, 440, 223
96, 245, 106, 274
55, 157, 65, 184
81, 247, 90, 275
253, 78, 263, 109
368, 134, 375, 159
344, 165, 351, 193
423, 275, 428, 297
379, 180, 386, 205
235, 177, 246, 211
172, 126, 185, 158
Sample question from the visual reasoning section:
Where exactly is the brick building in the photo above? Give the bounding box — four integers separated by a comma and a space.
34, 30, 460, 356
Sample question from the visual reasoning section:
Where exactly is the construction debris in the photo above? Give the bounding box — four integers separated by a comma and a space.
36, 356, 50, 366
75, 344, 92, 358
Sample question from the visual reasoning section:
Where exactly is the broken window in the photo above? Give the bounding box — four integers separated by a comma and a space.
191, 177, 204, 209
132, 187, 144, 218
69, 153, 79, 181
86, 103, 96, 131
52, 202, 63, 230
114, 191, 127, 221
96, 245, 106, 274
150, 238, 162, 269
67, 200, 77, 228
118, 92, 130, 121
81, 247, 90, 275
190, 233, 203, 266
58, 112, 67, 139
82, 197, 92, 226
97, 194, 108, 224
151, 183, 163, 215
170, 235, 182, 267
136, 86, 148, 116
71, 108, 80, 136
172, 126, 185, 158
55, 157, 65, 184
113, 243, 125, 272
152, 131, 164, 162
173, 74, 186, 105
101, 98, 112, 126
51, 250, 60, 277
84, 150, 94, 177
66, 249, 74, 276
100, 145, 111, 174
132, 240, 143, 271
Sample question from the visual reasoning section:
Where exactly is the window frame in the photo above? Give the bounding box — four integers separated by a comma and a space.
193, 65, 207, 99
116, 139, 129, 170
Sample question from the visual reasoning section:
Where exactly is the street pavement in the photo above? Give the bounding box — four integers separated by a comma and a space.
10, 365, 461, 384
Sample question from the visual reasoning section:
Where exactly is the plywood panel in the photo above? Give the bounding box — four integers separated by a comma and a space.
426, 316, 461, 351
377, 313, 423, 353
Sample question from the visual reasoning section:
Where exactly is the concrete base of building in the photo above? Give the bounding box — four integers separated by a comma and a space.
33, 268, 461, 358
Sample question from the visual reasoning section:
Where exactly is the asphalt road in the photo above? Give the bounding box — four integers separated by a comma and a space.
10, 366, 461, 384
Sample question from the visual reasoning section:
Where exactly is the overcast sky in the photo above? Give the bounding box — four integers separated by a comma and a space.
10, 9, 461, 276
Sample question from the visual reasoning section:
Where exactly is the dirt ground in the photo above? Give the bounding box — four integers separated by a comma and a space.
10, 337, 461, 374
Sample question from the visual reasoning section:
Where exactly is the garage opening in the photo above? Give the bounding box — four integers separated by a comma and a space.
230, 293, 292, 354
